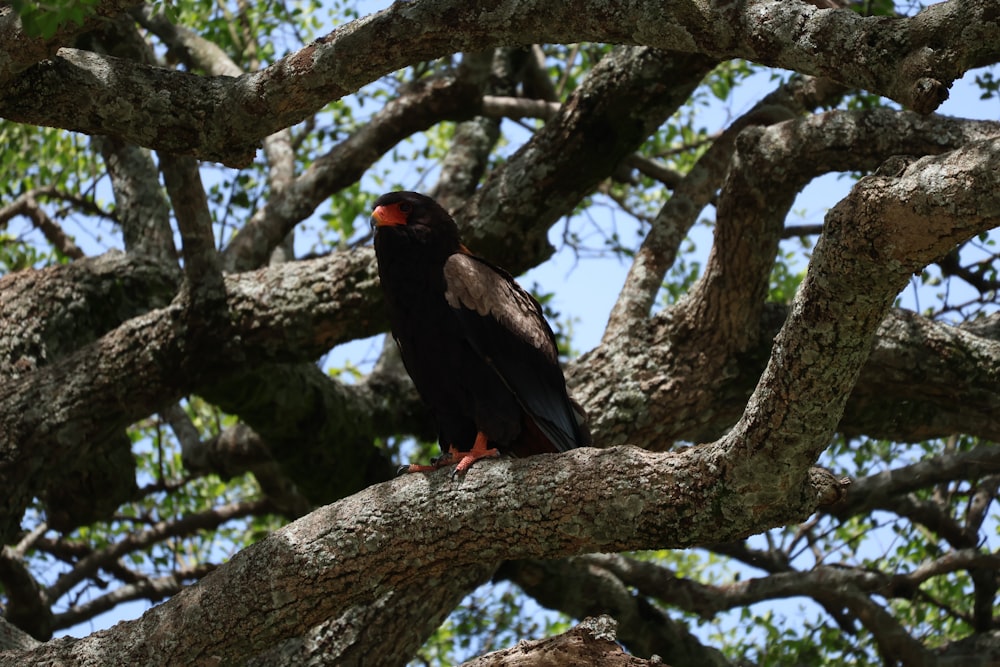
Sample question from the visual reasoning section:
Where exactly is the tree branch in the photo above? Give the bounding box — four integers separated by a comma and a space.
0, 188, 84, 259
0, 446, 839, 666
463, 46, 715, 274
221, 75, 483, 270
461, 616, 657, 667
605, 74, 846, 341
51, 563, 216, 632
159, 153, 223, 292
0, 0, 142, 84
721, 136, 1000, 508
44, 499, 271, 605
830, 442, 1000, 522
3, 0, 995, 164
500, 557, 732, 665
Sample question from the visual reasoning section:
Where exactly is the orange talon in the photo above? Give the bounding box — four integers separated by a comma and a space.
399, 436, 498, 477
451, 432, 499, 477
398, 447, 456, 474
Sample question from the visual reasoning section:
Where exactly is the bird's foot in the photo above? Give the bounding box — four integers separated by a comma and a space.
449, 433, 499, 479
397, 462, 439, 475
397, 434, 499, 478
396, 447, 467, 475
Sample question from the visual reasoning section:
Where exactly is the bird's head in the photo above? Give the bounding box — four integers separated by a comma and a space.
371, 191, 460, 244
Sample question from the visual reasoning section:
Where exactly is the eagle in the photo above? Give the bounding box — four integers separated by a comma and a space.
372, 191, 590, 474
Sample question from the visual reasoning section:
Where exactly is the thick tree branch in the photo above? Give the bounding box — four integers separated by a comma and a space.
0, 250, 379, 542
0, 616, 38, 653
0, 0, 142, 83
199, 361, 405, 506
461, 616, 656, 667
463, 46, 715, 273
679, 111, 1000, 355
0, 446, 839, 666
721, 136, 1000, 508
3, 0, 995, 164
605, 74, 846, 341
572, 119, 1000, 451
0, 251, 180, 377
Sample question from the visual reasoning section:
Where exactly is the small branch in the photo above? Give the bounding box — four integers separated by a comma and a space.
12, 522, 48, 559
939, 248, 1000, 293
782, 223, 824, 238
965, 474, 1000, 534
44, 498, 271, 604
832, 445, 1000, 525
0, 545, 52, 640
159, 153, 223, 292
221, 75, 482, 271
134, 5, 241, 78
480, 94, 560, 120
160, 403, 204, 469
51, 563, 216, 632
875, 493, 973, 549
0, 188, 84, 259
623, 153, 684, 190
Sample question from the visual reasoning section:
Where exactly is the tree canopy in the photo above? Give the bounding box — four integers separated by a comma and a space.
1, 0, 999, 665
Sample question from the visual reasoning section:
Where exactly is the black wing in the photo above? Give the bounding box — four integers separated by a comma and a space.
443, 252, 584, 452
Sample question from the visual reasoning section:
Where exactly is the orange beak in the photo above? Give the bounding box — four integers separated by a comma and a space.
372, 204, 408, 227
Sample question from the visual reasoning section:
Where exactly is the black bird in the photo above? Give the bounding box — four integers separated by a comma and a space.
372, 191, 590, 474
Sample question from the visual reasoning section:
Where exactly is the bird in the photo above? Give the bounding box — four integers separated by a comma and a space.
371, 191, 590, 475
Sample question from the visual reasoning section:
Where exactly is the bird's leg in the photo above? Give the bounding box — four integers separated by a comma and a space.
450, 432, 499, 478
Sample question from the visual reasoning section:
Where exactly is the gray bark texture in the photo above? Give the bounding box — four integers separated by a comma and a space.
1, 0, 999, 665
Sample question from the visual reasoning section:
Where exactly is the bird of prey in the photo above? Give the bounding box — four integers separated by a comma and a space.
372, 191, 590, 475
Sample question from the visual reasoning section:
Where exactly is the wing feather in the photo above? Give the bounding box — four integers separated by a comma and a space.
443, 253, 581, 452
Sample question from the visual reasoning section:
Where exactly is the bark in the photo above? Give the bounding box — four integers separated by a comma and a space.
460, 616, 655, 667
1, 2, 999, 663
500, 558, 732, 666
0, 446, 844, 666
4, 0, 997, 165
0, 0, 142, 83
0, 250, 382, 543
2, 117, 998, 545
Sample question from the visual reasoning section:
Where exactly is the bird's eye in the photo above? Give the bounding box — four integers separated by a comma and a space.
398, 202, 412, 213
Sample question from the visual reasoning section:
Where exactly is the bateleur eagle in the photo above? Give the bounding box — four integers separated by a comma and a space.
372, 191, 590, 475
